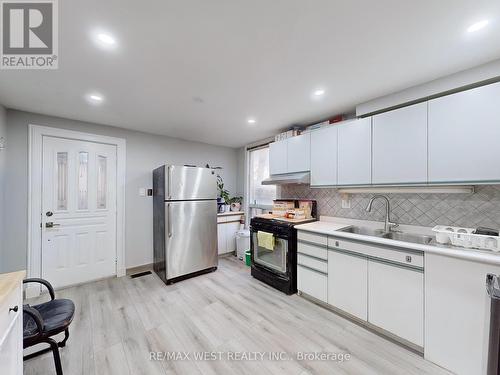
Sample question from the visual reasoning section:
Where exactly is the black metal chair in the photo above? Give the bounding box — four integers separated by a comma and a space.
23, 278, 75, 375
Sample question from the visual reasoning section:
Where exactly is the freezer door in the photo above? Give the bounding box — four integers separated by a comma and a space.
166, 165, 217, 200
165, 200, 218, 280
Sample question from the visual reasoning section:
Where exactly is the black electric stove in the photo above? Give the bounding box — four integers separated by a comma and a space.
250, 212, 316, 295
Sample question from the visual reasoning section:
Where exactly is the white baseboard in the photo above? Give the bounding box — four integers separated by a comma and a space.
117, 267, 126, 277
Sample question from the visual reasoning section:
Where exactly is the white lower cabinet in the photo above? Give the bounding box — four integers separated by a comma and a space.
368, 259, 424, 347
327, 250, 368, 321
0, 315, 22, 375
225, 221, 240, 253
297, 265, 327, 303
298, 231, 425, 349
425, 253, 500, 375
0, 272, 24, 375
217, 223, 226, 254
217, 215, 242, 255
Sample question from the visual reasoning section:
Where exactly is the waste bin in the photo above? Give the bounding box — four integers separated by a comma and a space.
487, 273, 500, 375
236, 229, 250, 260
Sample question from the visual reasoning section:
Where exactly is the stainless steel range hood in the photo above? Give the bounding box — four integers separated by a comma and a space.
261, 172, 310, 185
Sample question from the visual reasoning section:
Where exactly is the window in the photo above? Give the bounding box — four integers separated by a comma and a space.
97, 155, 107, 209
78, 152, 89, 210
247, 146, 276, 216
56, 152, 68, 210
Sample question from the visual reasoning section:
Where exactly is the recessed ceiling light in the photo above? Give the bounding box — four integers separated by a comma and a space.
467, 20, 489, 33
92, 31, 117, 49
247, 118, 256, 124
313, 89, 325, 96
97, 33, 116, 45
86, 93, 104, 104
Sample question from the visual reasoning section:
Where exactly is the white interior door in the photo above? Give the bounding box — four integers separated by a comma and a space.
41, 136, 117, 288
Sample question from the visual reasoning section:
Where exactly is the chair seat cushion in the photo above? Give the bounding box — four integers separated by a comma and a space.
24, 299, 75, 338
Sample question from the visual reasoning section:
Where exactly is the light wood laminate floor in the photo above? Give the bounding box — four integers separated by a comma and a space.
24, 257, 451, 375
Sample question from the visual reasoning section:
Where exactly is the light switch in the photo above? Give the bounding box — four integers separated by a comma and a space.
139, 188, 146, 197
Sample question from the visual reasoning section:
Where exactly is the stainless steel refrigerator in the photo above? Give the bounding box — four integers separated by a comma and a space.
153, 165, 218, 284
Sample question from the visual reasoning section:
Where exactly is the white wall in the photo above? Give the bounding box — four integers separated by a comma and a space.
236, 146, 246, 197
356, 59, 500, 116
0, 105, 6, 270
2, 109, 239, 273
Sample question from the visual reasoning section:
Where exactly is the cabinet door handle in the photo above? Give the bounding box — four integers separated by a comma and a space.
9, 305, 18, 313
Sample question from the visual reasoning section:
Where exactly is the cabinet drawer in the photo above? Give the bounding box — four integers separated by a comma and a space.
297, 253, 328, 273
0, 283, 22, 336
297, 241, 327, 260
297, 231, 328, 247
297, 265, 327, 303
329, 237, 424, 269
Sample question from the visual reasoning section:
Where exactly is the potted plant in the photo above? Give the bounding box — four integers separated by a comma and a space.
217, 175, 230, 211
228, 196, 243, 212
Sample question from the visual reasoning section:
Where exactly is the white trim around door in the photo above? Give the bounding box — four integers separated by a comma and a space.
27, 125, 126, 297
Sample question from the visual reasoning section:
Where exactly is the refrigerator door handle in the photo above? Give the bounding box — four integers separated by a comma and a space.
167, 166, 172, 200
167, 203, 173, 238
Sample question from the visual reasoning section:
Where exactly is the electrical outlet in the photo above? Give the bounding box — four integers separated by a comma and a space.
341, 193, 351, 209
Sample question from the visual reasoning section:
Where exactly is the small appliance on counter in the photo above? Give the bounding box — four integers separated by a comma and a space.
153, 165, 218, 285
250, 199, 316, 294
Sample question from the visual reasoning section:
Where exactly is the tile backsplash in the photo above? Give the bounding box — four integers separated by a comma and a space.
280, 185, 500, 229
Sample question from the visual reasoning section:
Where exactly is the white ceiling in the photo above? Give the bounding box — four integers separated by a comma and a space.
1, 0, 500, 148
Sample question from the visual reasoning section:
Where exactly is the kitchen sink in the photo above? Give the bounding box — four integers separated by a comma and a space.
340, 226, 385, 237
339, 226, 434, 245
380, 232, 434, 245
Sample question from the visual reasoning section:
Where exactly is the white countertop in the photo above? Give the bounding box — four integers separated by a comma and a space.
295, 217, 500, 266
217, 211, 244, 217
0, 270, 25, 306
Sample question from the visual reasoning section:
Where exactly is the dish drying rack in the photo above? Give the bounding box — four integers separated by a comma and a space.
432, 225, 500, 252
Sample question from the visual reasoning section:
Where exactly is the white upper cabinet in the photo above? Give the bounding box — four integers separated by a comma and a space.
372, 102, 428, 184
269, 133, 310, 175
428, 82, 500, 183
269, 139, 287, 175
287, 133, 310, 173
310, 126, 338, 186
337, 118, 372, 185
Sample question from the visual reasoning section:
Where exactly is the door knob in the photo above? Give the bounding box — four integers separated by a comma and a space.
46, 211, 53, 217
45, 222, 60, 228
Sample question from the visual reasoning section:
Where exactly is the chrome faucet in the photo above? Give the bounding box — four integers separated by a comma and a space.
365, 195, 399, 233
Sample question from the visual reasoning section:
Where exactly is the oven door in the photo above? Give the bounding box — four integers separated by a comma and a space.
252, 231, 288, 274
